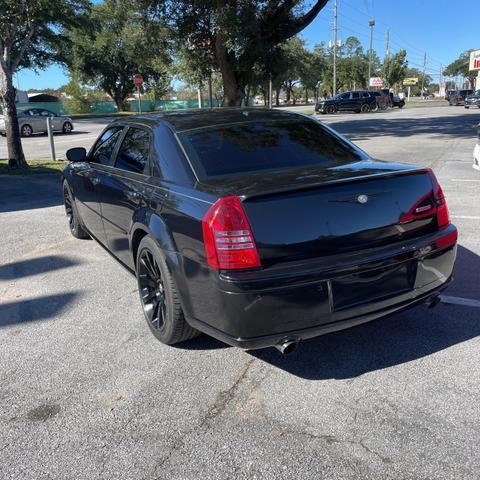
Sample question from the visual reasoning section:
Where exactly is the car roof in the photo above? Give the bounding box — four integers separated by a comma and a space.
112, 108, 302, 133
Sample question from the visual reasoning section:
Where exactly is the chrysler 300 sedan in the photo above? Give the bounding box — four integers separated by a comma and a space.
62, 109, 457, 354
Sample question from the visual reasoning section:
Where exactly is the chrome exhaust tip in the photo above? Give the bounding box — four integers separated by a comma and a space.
275, 338, 299, 355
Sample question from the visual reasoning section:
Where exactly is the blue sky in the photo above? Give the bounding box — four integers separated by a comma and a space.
16, 0, 479, 90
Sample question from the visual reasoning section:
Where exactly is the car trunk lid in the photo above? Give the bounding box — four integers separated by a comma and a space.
235, 167, 438, 266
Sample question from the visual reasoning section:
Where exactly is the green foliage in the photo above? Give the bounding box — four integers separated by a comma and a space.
144, 0, 329, 105
0, 0, 90, 167
383, 50, 408, 88
444, 50, 478, 88
0, 159, 66, 175
61, 76, 103, 113
0, 0, 90, 72
66, 0, 172, 110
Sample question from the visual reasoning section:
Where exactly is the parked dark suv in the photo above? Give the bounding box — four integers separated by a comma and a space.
465, 90, 480, 109
316, 91, 377, 114
449, 89, 473, 106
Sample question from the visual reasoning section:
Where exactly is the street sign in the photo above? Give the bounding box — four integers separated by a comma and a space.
403, 77, 418, 86
134, 74, 143, 88
369, 77, 383, 87
469, 50, 480, 71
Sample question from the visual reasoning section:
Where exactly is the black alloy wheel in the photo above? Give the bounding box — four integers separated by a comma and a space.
360, 103, 370, 113
136, 236, 199, 345
63, 181, 89, 239
325, 105, 336, 114
138, 248, 167, 332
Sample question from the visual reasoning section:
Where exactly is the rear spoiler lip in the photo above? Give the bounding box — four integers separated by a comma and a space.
238, 166, 429, 201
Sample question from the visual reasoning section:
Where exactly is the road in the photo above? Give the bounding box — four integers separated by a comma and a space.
1, 105, 479, 479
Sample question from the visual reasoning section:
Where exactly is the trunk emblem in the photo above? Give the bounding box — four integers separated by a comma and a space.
357, 194, 369, 204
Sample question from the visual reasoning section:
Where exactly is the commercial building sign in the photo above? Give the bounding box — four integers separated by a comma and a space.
469, 49, 480, 71
403, 77, 419, 86
369, 77, 383, 87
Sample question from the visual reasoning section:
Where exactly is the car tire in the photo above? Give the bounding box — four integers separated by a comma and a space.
325, 105, 336, 114
360, 104, 370, 113
465, 106, 469, 109
21, 124, 33, 137
62, 122, 73, 134
63, 181, 90, 239
136, 235, 199, 345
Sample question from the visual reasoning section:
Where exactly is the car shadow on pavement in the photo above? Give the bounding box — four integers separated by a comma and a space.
0, 255, 81, 281
329, 113, 480, 141
0, 292, 80, 328
0, 175, 62, 213
248, 245, 480, 379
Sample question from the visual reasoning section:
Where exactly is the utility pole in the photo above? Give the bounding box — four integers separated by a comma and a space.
421, 52, 427, 99
333, 0, 338, 96
439, 64, 443, 96
385, 29, 390, 61
368, 19, 375, 87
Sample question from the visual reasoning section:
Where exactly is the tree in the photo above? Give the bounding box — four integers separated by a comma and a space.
444, 50, 478, 90
145, 0, 329, 106
0, 0, 89, 168
338, 36, 369, 91
67, 0, 171, 111
383, 49, 408, 89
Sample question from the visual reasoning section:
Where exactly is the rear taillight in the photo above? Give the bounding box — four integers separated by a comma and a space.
202, 196, 261, 270
427, 169, 450, 228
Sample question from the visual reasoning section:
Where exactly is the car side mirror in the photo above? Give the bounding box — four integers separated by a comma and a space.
66, 147, 87, 162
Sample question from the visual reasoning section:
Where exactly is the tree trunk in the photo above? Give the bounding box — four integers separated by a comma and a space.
304, 87, 308, 103
215, 1, 244, 106
113, 90, 127, 112
275, 88, 280, 106
2, 75, 27, 169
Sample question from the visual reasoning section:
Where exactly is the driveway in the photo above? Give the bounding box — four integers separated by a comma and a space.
1, 105, 479, 479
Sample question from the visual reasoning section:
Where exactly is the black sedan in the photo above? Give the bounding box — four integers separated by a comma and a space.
62, 109, 457, 353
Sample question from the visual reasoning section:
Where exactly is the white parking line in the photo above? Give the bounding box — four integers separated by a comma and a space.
450, 179, 480, 183
440, 295, 480, 308
450, 215, 480, 220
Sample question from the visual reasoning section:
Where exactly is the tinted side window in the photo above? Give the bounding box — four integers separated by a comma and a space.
91, 127, 124, 165
339, 93, 350, 100
351, 92, 360, 99
361, 92, 370, 98
114, 128, 150, 174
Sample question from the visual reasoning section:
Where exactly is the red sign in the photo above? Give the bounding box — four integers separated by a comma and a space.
134, 74, 143, 88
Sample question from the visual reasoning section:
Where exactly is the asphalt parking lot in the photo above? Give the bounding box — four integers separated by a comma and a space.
1, 104, 479, 479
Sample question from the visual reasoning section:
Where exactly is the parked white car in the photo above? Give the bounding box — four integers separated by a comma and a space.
0, 108, 73, 137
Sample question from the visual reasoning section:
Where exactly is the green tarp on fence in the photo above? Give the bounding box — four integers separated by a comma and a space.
3, 97, 251, 116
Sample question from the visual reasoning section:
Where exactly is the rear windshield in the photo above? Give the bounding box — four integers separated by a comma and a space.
178, 119, 365, 180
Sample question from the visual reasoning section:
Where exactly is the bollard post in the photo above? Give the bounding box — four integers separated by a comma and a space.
46, 117, 56, 161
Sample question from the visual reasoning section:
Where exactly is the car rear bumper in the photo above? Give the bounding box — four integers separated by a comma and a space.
179, 226, 457, 350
